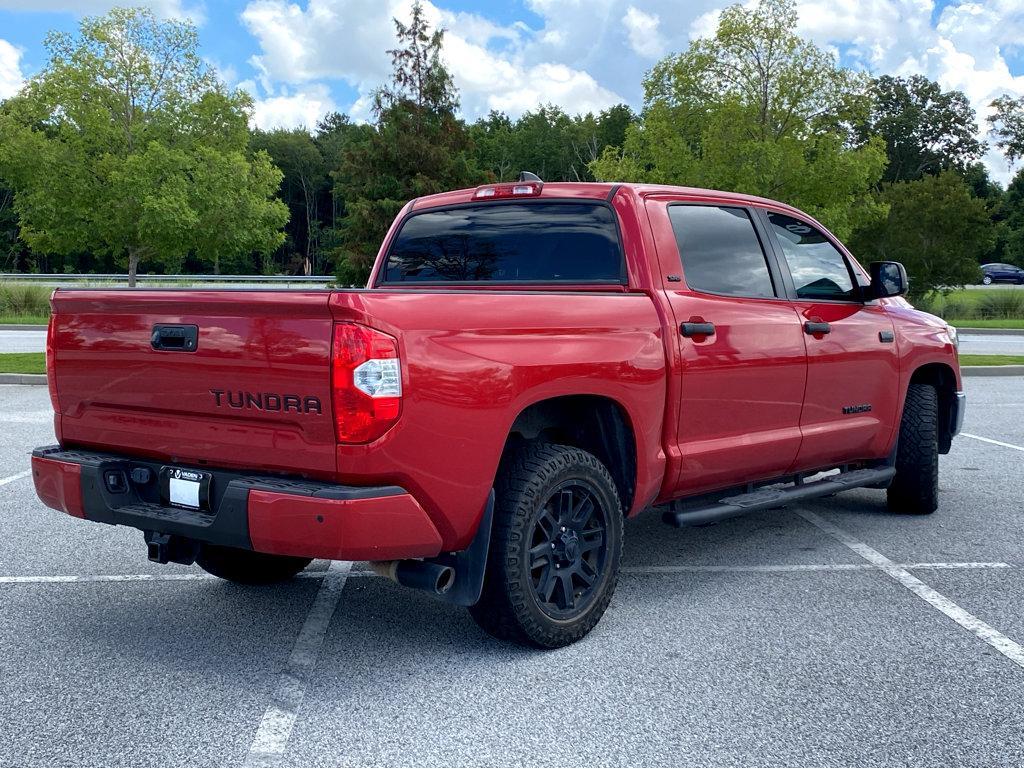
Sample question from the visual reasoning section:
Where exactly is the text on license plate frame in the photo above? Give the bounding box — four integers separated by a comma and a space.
160, 466, 213, 511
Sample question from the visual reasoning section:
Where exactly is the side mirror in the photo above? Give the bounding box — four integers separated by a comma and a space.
868, 261, 908, 299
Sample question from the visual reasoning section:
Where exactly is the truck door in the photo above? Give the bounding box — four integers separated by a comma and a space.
645, 199, 808, 496
760, 209, 900, 469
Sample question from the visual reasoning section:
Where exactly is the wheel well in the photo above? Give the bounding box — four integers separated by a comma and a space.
503, 396, 637, 511
909, 363, 958, 453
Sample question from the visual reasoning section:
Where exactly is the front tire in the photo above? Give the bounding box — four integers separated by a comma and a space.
887, 384, 940, 514
469, 443, 623, 648
982, 275, 993, 285
196, 544, 312, 584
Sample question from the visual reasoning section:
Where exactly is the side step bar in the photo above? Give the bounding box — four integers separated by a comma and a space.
663, 466, 897, 528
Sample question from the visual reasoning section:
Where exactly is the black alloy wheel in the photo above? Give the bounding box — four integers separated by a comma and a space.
527, 480, 609, 619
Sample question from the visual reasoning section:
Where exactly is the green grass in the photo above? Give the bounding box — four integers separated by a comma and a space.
0, 283, 51, 319
948, 318, 1024, 329
959, 354, 1024, 366
0, 352, 45, 374
0, 315, 49, 325
915, 288, 1024, 321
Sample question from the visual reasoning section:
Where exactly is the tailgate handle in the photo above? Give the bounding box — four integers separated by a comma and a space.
151, 324, 198, 352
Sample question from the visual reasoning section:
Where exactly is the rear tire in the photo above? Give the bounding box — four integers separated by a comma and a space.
196, 544, 312, 584
469, 442, 623, 648
887, 383, 940, 515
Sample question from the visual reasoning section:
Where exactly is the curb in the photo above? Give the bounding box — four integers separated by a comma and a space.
0, 374, 47, 385
961, 365, 1024, 377
0, 324, 46, 331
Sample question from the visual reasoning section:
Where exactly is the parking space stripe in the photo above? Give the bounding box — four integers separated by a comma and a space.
0, 469, 31, 487
0, 561, 1015, 585
246, 560, 352, 767
799, 509, 1024, 672
962, 432, 1024, 452
621, 562, 1013, 574
0, 573, 213, 583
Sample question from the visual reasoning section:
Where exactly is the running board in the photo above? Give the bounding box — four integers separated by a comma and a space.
663, 467, 897, 528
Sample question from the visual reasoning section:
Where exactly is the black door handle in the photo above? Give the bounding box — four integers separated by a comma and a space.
151, 324, 198, 351
680, 322, 715, 337
804, 321, 831, 335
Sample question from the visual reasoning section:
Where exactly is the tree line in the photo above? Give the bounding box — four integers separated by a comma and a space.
3, 0, 1024, 296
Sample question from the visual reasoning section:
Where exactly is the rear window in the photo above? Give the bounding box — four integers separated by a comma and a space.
668, 205, 777, 298
381, 202, 623, 284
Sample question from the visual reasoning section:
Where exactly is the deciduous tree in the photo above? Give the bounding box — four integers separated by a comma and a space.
849, 173, 991, 298
590, 0, 886, 240
859, 75, 984, 182
0, 7, 286, 285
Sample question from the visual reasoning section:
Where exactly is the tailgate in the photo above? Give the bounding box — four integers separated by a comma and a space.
50, 289, 338, 478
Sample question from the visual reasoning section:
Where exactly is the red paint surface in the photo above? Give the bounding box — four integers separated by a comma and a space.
42, 182, 963, 558
32, 456, 84, 518
247, 489, 442, 561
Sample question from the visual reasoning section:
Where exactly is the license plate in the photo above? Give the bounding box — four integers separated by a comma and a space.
160, 467, 212, 510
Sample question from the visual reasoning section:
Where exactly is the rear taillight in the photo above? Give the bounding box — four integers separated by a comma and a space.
45, 317, 59, 413
331, 323, 402, 444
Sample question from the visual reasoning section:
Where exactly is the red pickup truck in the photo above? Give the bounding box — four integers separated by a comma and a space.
32, 179, 964, 647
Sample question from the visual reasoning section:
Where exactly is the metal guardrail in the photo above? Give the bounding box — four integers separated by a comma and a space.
0, 273, 334, 283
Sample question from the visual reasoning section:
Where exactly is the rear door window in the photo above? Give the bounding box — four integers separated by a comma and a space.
767, 212, 858, 302
667, 205, 777, 298
381, 202, 623, 284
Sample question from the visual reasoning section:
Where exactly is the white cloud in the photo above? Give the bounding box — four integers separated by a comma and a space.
236, 0, 1024, 182
622, 6, 664, 59
242, 82, 339, 130
0, 0, 204, 21
241, 0, 403, 88
0, 39, 24, 100
241, 0, 625, 121
788, 0, 1024, 183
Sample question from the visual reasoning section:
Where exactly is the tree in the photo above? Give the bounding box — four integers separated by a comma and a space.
471, 105, 636, 183
996, 168, 1024, 268
332, 1, 487, 284
990, 94, 1024, 164
849, 173, 991, 299
590, 0, 886, 240
858, 75, 984, 182
0, 7, 286, 285
252, 128, 328, 275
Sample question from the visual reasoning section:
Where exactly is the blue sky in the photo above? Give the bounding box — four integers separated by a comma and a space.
1, 0, 1023, 181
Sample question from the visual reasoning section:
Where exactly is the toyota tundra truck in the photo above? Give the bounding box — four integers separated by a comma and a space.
32, 178, 965, 647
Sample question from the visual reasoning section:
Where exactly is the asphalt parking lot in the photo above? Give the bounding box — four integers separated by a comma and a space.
1, 379, 1023, 767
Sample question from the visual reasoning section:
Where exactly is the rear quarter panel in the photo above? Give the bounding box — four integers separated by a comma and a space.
329, 290, 668, 549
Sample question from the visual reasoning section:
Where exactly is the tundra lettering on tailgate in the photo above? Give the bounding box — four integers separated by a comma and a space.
209, 389, 323, 414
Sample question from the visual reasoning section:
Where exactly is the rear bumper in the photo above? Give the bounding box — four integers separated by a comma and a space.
31, 446, 443, 561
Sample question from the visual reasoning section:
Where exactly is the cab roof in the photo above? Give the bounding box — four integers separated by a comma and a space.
408, 181, 805, 216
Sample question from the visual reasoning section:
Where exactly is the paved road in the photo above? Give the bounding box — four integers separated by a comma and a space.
958, 332, 1024, 356
0, 329, 46, 353
1, 379, 1024, 766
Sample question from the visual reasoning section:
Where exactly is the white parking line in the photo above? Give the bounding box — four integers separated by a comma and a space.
0, 561, 1014, 585
246, 560, 352, 767
0, 573, 214, 583
962, 432, 1024, 452
0, 469, 31, 487
799, 509, 1024, 671
622, 562, 1013, 574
